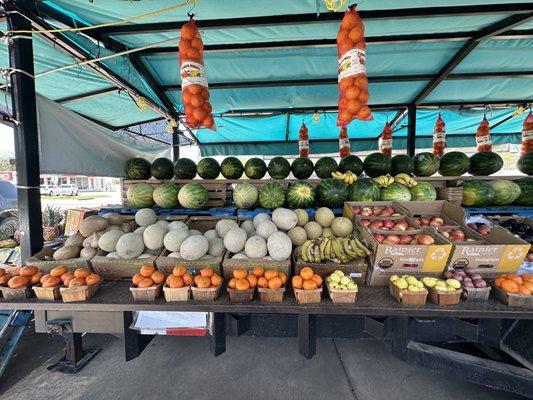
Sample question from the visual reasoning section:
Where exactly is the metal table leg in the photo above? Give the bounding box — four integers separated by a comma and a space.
210, 312, 226, 357
298, 314, 316, 359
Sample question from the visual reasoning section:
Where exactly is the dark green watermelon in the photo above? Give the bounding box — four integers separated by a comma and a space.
513, 177, 533, 206
286, 181, 316, 208
291, 157, 314, 179
517, 153, 533, 175
259, 182, 286, 209
438, 152, 470, 176
390, 155, 414, 176
469, 151, 503, 176
151, 158, 174, 180
338, 155, 363, 176
409, 182, 437, 201
268, 157, 291, 179
349, 178, 380, 201
363, 153, 391, 177
380, 183, 412, 201
316, 178, 349, 208
413, 153, 440, 177
220, 157, 244, 179
314, 157, 338, 179
173, 158, 197, 179
459, 180, 495, 207
489, 180, 521, 206
125, 157, 151, 179
244, 158, 267, 179
196, 158, 220, 179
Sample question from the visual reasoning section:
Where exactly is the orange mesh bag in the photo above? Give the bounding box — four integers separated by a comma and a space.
179, 18, 215, 130
336, 5, 371, 126
475, 115, 492, 152
432, 114, 446, 157
339, 126, 350, 157
378, 122, 392, 158
298, 122, 309, 157
520, 111, 533, 157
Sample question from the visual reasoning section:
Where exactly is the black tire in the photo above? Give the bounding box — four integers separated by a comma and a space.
0, 217, 18, 237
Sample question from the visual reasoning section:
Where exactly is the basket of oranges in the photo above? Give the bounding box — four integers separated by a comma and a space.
130, 265, 165, 302
492, 274, 533, 309
163, 266, 194, 302
253, 267, 287, 303
57, 267, 102, 303
227, 268, 256, 303
0, 265, 42, 300
191, 268, 223, 301
292, 267, 323, 304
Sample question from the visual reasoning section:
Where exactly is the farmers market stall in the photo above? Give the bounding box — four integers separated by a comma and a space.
0, 0, 532, 396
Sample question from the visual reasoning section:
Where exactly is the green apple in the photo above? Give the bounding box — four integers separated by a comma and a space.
400, 275, 409, 280
407, 285, 420, 292
434, 284, 447, 292
395, 279, 408, 290
406, 276, 418, 286
329, 274, 341, 283
446, 279, 461, 289
339, 284, 347, 290
347, 281, 357, 290
330, 282, 339, 289
421, 277, 437, 288
416, 281, 424, 289
333, 270, 344, 277
447, 286, 457, 292
340, 276, 351, 286
390, 275, 400, 282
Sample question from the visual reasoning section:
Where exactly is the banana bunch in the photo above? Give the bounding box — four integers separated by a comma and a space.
331, 170, 357, 185
299, 235, 371, 264
373, 175, 394, 188
394, 173, 417, 187
0, 239, 18, 249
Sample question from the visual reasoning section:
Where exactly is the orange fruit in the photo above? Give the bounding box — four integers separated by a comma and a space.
257, 277, 268, 288
20, 266, 38, 277
187, 47, 201, 60
200, 268, 214, 278
181, 24, 195, 41
40, 273, 52, 284
8, 275, 29, 288
522, 274, 533, 283
42, 276, 61, 288
200, 88, 210, 100
339, 77, 353, 91
246, 274, 258, 288
339, 97, 348, 110
203, 102, 213, 114
356, 106, 371, 120
228, 278, 237, 289
132, 273, 144, 286
233, 269, 248, 279
85, 274, 101, 286
311, 274, 323, 288
173, 267, 187, 277
151, 271, 165, 284
300, 267, 313, 281
235, 278, 250, 291
517, 286, 531, 295
202, 115, 215, 128
501, 279, 519, 293
211, 275, 223, 287
0, 275, 11, 286
252, 267, 264, 278
194, 275, 201, 285
167, 275, 184, 288
0, 267, 4, 277
494, 277, 505, 287
191, 37, 203, 51
193, 107, 207, 122
292, 275, 303, 289
522, 281, 533, 291
507, 275, 523, 286
302, 279, 318, 290
68, 277, 86, 288
345, 87, 359, 100
197, 276, 212, 288
337, 28, 349, 44
50, 265, 68, 277
268, 276, 282, 289
190, 95, 203, 108
264, 269, 279, 280
179, 40, 191, 55
338, 110, 352, 124
341, 13, 358, 29
64, 274, 76, 287
278, 272, 287, 285
60, 272, 74, 283
140, 265, 155, 278
74, 268, 91, 279
188, 85, 201, 95
182, 91, 192, 104
30, 273, 43, 285
347, 100, 362, 114
338, 39, 355, 55
348, 26, 364, 43
183, 273, 194, 286
354, 75, 368, 88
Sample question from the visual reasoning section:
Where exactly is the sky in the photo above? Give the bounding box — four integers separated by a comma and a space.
0, 124, 14, 156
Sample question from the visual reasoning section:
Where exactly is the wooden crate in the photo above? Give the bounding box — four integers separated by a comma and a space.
130, 283, 163, 302
33, 284, 62, 301
60, 283, 100, 302
191, 285, 221, 301
163, 285, 191, 302
462, 286, 491, 302
257, 287, 285, 303
326, 282, 358, 303
222, 252, 291, 279
227, 287, 255, 303
0, 285, 34, 301
293, 252, 367, 284
155, 251, 223, 275
491, 284, 533, 309
294, 287, 322, 304
186, 215, 238, 233
91, 250, 161, 280
428, 287, 462, 306
438, 187, 463, 207
389, 281, 428, 306
26, 247, 92, 273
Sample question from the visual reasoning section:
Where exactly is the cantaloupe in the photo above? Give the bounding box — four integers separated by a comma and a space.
167, 221, 188, 232
155, 220, 170, 229
180, 235, 209, 260
244, 236, 268, 258
98, 230, 125, 253
272, 208, 298, 230
304, 221, 322, 239
267, 232, 292, 261
106, 251, 121, 259
134, 226, 146, 235
208, 238, 225, 257
253, 213, 271, 228
102, 212, 123, 226
116, 233, 144, 259
294, 209, 309, 227
189, 229, 202, 236
256, 220, 278, 239
143, 224, 166, 250
288, 226, 307, 246
135, 208, 157, 227
79, 215, 109, 237
331, 217, 354, 238
215, 219, 239, 238
203, 229, 219, 241
223, 228, 248, 253
168, 252, 181, 258
240, 220, 255, 236
315, 207, 335, 227
163, 229, 190, 252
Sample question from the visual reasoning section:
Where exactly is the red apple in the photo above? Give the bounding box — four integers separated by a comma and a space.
360, 219, 371, 227
417, 234, 435, 245
385, 234, 401, 244
374, 233, 385, 243
467, 223, 477, 230
429, 217, 444, 227
410, 239, 418, 244
361, 207, 372, 216
382, 239, 397, 245
477, 225, 492, 236
399, 235, 412, 245
353, 206, 362, 215
381, 207, 394, 217
420, 217, 431, 226
369, 220, 384, 230
372, 206, 384, 216
441, 231, 450, 238
392, 224, 406, 231
412, 218, 420, 225
383, 220, 395, 229
450, 229, 465, 241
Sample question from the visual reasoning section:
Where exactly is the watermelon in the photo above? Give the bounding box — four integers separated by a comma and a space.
380, 183, 411, 201
363, 153, 391, 177
459, 180, 495, 207
409, 182, 437, 201
286, 181, 316, 208
314, 157, 338, 179
245, 158, 267, 179
413, 153, 440, 177
233, 182, 258, 208
126, 183, 155, 208
514, 177, 533, 206
316, 178, 349, 208
153, 183, 180, 208
338, 155, 363, 176
174, 158, 197, 179
259, 182, 286, 209
469, 152, 503, 176
517, 153, 533, 175
125, 158, 151, 179
390, 155, 414, 176
150, 158, 174, 180
349, 178, 380, 201
196, 158, 220, 179
291, 157, 314, 179
489, 180, 521, 206
268, 157, 291, 179
220, 157, 244, 179
178, 183, 209, 209
439, 152, 470, 176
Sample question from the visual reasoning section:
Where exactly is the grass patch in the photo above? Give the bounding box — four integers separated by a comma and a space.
41, 194, 108, 201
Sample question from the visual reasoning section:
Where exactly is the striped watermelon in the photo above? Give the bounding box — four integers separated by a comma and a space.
245, 158, 267, 179
380, 183, 411, 201
221, 157, 244, 179
268, 157, 291, 179
233, 182, 259, 208
259, 182, 285, 209
286, 181, 316, 208
174, 158, 197, 179
153, 183, 180, 208
178, 183, 209, 209
363, 153, 391, 177
409, 182, 437, 201
390, 155, 414, 176
514, 177, 533, 206
413, 153, 440, 177
126, 183, 155, 208
469, 152, 503, 176
197, 158, 220, 179
125, 158, 151, 179
488, 180, 521, 205
517, 153, 533, 175
438, 152, 470, 176
291, 157, 314, 179
339, 155, 363, 176
151, 158, 174, 179
460, 180, 495, 207
316, 178, 349, 208
349, 178, 380, 201
314, 157, 338, 179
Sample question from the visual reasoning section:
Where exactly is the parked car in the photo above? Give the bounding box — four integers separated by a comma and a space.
0, 180, 18, 236
40, 184, 56, 196
55, 184, 79, 196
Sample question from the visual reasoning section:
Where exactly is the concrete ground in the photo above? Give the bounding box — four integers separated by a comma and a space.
0, 325, 526, 400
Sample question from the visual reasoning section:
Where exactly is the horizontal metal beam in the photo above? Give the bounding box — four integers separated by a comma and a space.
96, 4, 533, 35
56, 87, 118, 104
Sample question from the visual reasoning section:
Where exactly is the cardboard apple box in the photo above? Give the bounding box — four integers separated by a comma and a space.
343, 201, 408, 221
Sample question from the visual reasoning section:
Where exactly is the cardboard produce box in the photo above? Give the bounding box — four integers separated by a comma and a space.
343, 201, 407, 221
396, 200, 466, 221
64, 208, 97, 236
91, 249, 161, 280
26, 247, 92, 273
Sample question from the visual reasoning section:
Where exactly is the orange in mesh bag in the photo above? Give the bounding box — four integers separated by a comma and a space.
336, 5, 372, 126
432, 114, 446, 157
179, 18, 215, 130
475, 115, 492, 152
520, 111, 533, 157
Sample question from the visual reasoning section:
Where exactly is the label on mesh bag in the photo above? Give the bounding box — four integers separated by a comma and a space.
180, 61, 208, 88
523, 130, 533, 141
433, 132, 446, 143
476, 135, 492, 146
338, 49, 366, 82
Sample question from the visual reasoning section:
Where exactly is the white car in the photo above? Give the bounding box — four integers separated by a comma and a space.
40, 184, 56, 196
55, 184, 79, 196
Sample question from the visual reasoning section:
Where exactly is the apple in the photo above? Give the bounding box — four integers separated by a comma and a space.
395, 220, 409, 228
383, 220, 395, 229
374, 233, 385, 243
420, 217, 431, 226
412, 218, 420, 225
417, 235, 435, 245
441, 231, 450, 238
451, 273, 463, 282
372, 206, 384, 216
393, 223, 407, 231
352, 206, 362, 215
410, 239, 418, 244
361, 207, 372, 216
360, 219, 371, 227
430, 217, 444, 227
462, 277, 472, 285
385, 234, 401, 244
381, 207, 394, 217
450, 229, 465, 241
473, 279, 487, 288
477, 225, 492, 235
382, 239, 397, 245
369, 220, 384, 230
467, 223, 477, 230
463, 281, 475, 288
455, 270, 466, 277
469, 273, 482, 281
399, 235, 412, 245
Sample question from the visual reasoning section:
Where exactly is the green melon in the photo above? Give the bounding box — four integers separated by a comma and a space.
196, 158, 220, 179
390, 155, 414, 176
259, 182, 286, 209
517, 153, 533, 175
233, 182, 259, 208
177, 183, 209, 209
244, 158, 267, 179
173, 158, 197, 179
514, 177, 533, 206
220, 157, 244, 179
363, 153, 391, 177
125, 158, 151, 179
413, 153, 440, 177
409, 182, 437, 201
438, 152, 470, 176
488, 180, 521, 206
349, 178, 380, 201
286, 181, 316, 208
459, 180, 495, 207
126, 183, 155, 208
268, 157, 291, 179
338, 155, 364, 176
291, 157, 314, 179
469, 152, 503, 176
314, 157, 338, 179
152, 183, 180, 208
380, 183, 411, 201
150, 158, 174, 180
316, 178, 349, 208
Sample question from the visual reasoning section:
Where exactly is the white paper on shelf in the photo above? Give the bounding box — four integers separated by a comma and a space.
134, 311, 207, 329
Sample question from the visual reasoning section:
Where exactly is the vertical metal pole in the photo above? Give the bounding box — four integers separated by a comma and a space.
298, 314, 316, 359
210, 312, 226, 357
172, 126, 180, 162
6, 3, 43, 260
407, 105, 417, 157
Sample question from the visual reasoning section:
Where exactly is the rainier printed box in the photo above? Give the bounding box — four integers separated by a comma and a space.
64, 208, 97, 236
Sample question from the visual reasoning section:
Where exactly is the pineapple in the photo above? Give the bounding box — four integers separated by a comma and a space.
42, 205, 65, 242
0, 221, 18, 248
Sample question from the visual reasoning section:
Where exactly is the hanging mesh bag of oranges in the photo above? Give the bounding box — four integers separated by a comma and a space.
336, 5, 372, 126
179, 18, 216, 130
520, 111, 533, 157
475, 115, 492, 152
432, 114, 446, 157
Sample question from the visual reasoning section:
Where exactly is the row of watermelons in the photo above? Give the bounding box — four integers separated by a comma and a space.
126, 182, 210, 209
460, 177, 532, 207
